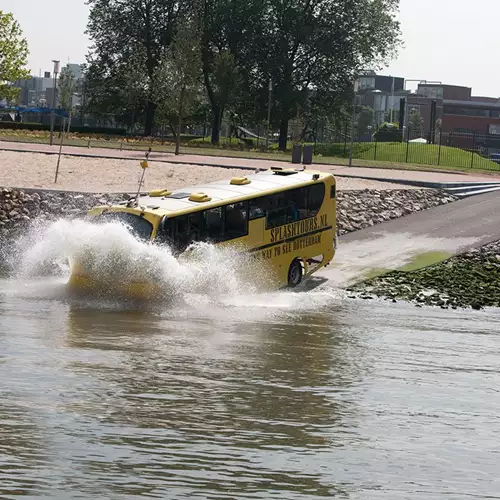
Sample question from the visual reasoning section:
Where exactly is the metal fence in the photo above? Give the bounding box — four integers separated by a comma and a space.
316, 128, 500, 171
2, 119, 500, 172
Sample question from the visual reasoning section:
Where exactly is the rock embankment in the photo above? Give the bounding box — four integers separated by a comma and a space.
336, 189, 457, 235
0, 188, 125, 240
0, 186, 458, 241
350, 240, 500, 310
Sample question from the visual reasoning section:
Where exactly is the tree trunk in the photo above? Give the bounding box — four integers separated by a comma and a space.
175, 115, 182, 155
211, 105, 222, 144
144, 100, 157, 136
278, 115, 289, 152
175, 87, 185, 156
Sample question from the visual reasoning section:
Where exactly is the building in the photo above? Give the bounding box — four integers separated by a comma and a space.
13, 63, 84, 109
66, 63, 83, 80
14, 74, 54, 107
406, 83, 500, 136
357, 72, 407, 125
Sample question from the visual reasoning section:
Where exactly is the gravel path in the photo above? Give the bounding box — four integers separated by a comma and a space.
0, 151, 417, 193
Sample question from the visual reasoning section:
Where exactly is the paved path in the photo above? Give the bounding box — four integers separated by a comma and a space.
314, 190, 500, 288
2, 140, 500, 188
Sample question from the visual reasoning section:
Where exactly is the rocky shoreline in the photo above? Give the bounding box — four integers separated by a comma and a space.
0, 187, 457, 241
337, 189, 457, 235
0, 188, 127, 241
349, 240, 500, 310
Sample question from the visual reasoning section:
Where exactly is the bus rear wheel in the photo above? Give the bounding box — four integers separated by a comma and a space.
287, 259, 303, 288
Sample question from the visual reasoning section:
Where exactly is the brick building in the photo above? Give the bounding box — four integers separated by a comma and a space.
407, 83, 500, 135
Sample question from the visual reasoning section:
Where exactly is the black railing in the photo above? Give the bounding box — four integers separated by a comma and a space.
314, 128, 500, 171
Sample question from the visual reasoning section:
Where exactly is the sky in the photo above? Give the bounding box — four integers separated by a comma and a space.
3, 0, 500, 97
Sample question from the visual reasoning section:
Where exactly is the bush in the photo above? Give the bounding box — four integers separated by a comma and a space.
374, 124, 403, 143
0, 121, 127, 136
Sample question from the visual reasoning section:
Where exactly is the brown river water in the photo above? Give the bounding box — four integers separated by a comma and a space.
1, 219, 499, 499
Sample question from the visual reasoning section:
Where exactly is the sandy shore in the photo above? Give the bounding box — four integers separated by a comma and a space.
0, 150, 418, 193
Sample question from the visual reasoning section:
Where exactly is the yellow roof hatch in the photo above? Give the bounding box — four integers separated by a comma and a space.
230, 176, 251, 185
149, 189, 172, 197
189, 192, 212, 202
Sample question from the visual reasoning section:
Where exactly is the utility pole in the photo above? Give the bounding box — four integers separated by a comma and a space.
49, 60, 60, 146
265, 79, 272, 149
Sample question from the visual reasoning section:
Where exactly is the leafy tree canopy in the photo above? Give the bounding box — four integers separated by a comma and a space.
85, 0, 194, 134
0, 11, 30, 103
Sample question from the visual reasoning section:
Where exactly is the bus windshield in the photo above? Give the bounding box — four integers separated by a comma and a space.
98, 211, 153, 241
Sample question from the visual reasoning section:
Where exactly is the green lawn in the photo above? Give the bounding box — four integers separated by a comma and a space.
341, 142, 500, 171
1, 130, 500, 174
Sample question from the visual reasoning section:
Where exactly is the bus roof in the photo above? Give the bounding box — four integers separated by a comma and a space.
127, 168, 334, 216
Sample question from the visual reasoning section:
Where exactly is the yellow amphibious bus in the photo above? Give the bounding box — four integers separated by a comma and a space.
68, 166, 336, 297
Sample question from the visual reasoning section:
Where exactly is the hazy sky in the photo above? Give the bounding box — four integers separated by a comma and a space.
3, 0, 499, 97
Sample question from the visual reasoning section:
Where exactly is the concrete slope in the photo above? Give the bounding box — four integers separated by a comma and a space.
314, 190, 500, 289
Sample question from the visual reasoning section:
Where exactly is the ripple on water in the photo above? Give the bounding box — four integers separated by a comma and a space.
1, 219, 500, 499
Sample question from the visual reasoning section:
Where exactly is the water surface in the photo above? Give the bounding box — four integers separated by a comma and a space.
1, 279, 499, 500
1, 218, 499, 499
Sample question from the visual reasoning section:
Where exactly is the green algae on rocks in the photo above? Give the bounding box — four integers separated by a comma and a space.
349, 241, 500, 310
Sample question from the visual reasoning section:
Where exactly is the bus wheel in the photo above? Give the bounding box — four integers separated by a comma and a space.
287, 259, 303, 288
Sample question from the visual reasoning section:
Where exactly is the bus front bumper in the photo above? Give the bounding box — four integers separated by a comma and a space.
67, 273, 162, 301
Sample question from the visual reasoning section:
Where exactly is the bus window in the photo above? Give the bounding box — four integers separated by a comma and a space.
306, 183, 325, 218
266, 193, 287, 229
99, 211, 153, 241
286, 187, 307, 222
157, 217, 174, 246
188, 212, 202, 240
172, 215, 189, 252
249, 198, 266, 219
202, 207, 223, 242
170, 213, 202, 251
225, 202, 248, 239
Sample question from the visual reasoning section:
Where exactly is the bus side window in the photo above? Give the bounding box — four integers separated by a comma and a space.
249, 198, 266, 219
157, 217, 174, 246
306, 183, 325, 218
202, 207, 223, 242
174, 215, 190, 252
187, 212, 202, 242
224, 201, 248, 239
285, 187, 307, 223
330, 184, 336, 199
266, 193, 287, 229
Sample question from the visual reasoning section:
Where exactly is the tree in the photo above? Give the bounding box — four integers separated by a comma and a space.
153, 7, 203, 154
249, 0, 401, 150
201, 50, 239, 144
59, 66, 76, 112
0, 11, 30, 103
356, 106, 375, 137
85, 0, 194, 136
201, 0, 263, 144
408, 108, 424, 136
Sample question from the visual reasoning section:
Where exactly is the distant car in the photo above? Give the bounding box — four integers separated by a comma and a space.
490, 153, 500, 164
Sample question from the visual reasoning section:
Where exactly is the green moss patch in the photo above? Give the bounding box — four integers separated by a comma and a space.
350, 252, 500, 310
399, 251, 453, 272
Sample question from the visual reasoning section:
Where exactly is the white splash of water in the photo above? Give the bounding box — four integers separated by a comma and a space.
6, 218, 275, 302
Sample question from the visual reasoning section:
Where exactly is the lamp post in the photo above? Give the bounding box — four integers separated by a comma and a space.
348, 77, 359, 167
49, 60, 60, 146
265, 79, 272, 150
389, 76, 395, 123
